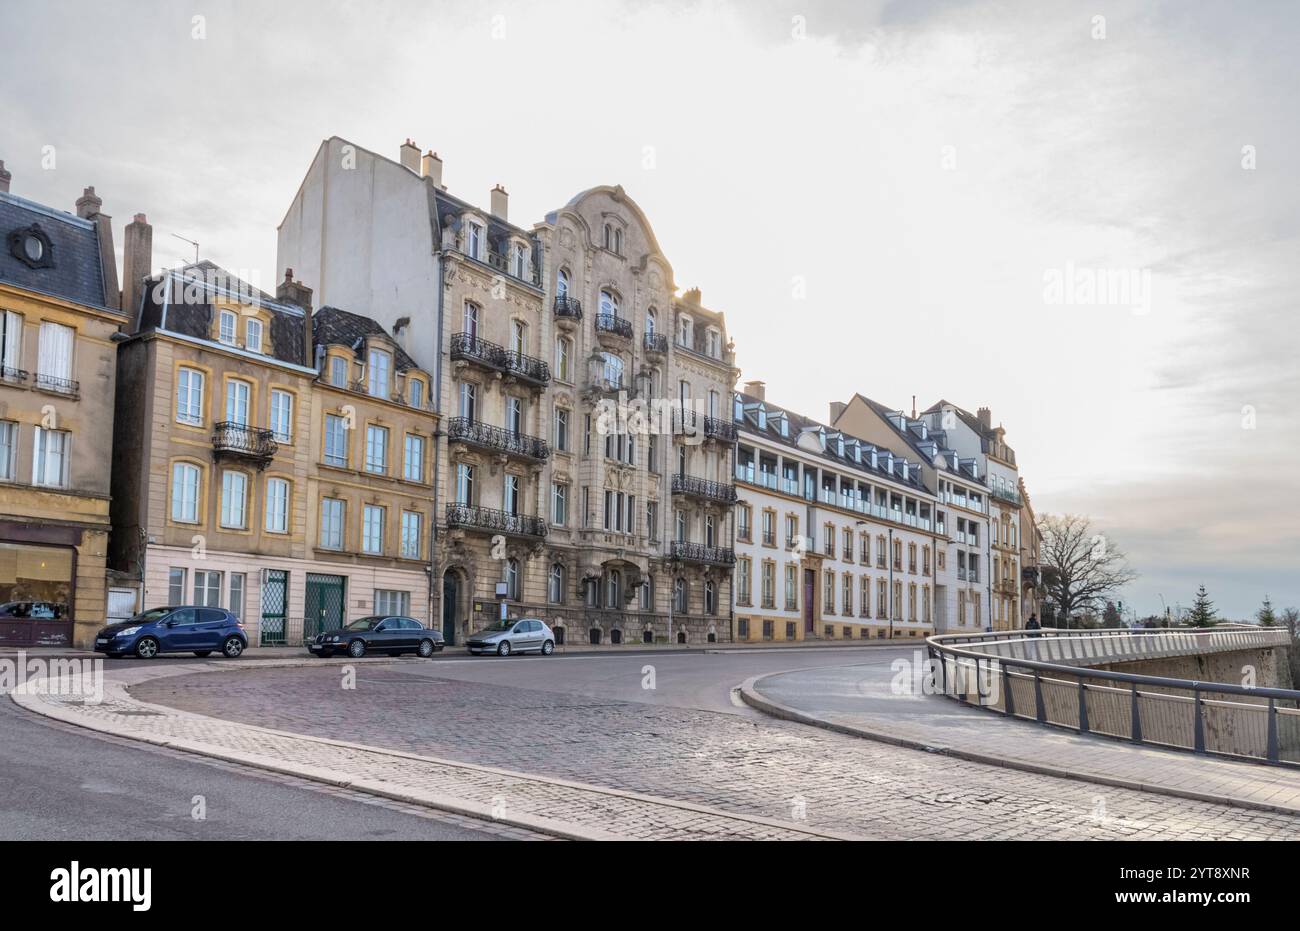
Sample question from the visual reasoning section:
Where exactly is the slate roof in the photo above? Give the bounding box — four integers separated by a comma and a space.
734, 391, 930, 494
312, 306, 420, 373
0, 191, 113, 311
851, 394, 986, 486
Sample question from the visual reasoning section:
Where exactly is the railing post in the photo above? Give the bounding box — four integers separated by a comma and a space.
1130, 682, 1142, 744
1267, 698, 1279, 764
1033, 670, 1046, 723
1002, 662, 1014, 717
936, 648, 947, 695
1193, 688, 1205, 754
1077, 679, 1089, 734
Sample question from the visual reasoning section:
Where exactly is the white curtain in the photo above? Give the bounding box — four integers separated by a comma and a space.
38, 322, 72, 381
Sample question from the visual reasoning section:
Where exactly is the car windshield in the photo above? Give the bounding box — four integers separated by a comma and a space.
475, 621, 516, 633
126, 608, 173, 625
344, 616, 384, 631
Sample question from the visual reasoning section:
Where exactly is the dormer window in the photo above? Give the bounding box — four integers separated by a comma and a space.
677, 314, 693, 348
466, 222, 483, 260
705, 327, 720, 358
329, 355, 349, 387
245, 319, 263, 354
511, 242, 528, 278
367, 348, 391, 398
408, 376, 424, 408
218, 310, 237, 345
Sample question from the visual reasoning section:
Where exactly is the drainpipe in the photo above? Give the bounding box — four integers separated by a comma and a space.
430, 241, 447, 639
888, 527, 894, 640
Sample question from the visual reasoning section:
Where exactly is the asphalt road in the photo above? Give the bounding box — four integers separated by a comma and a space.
0, 699, 525, 840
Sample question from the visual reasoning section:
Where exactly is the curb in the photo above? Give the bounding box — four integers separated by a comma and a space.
738, 673, 1300, 819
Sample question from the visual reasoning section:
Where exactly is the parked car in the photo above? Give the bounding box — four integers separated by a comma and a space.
94, 606, 248, 659
308, 615, 445, 658
466, 618, 555, 656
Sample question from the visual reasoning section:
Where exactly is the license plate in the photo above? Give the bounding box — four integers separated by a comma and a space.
96, 638, 108, 645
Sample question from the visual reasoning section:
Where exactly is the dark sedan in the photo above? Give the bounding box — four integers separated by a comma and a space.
308, 615, 444, 659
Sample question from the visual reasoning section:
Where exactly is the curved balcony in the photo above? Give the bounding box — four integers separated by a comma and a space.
643, 331, 668, 357
446, 503, 547, 539
447, 417, 550, 462
500, 348, 550, 386
212, 421, 278, 468
670, 541, 736, 567
671, 474, 738, 505
595, 313, 633, 350
450, 333, 550, 387
702, 416, 736, 443
554, 296, 583, 332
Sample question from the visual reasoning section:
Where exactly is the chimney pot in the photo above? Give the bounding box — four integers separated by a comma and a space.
490, 184, 508, 221
399, 139, 421, 174
76, 186, 103, 219
743, 379, 766, 402
421, 150, 443, 188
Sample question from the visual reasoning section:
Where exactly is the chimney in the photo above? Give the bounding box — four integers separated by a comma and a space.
421, 150, 443, 189
744, 380, 766, 402
911, 395, 917, 419
0, 160, 10, 194
684, 287, 702, 305
490, 184, 508, 221
277, 268, 315, 367
76, 186, 103, 219
829, 401, 846, 423
977, 406, 992, 431
399, 139, 420, 174
122, 214, 153, 324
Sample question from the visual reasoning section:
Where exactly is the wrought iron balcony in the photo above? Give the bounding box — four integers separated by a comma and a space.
447, 417, 550, 461
643, 332, 668, 355
1, 366, 27, 384
554, 296, 583, 320
702, 415, 736, 443
500, 348, 550, 386
446, 503, 547, 539
212, 421, 278, 466
670, 541, 736, 566
450, 333, 550, 386
595, 314, 633, 339
34, 373, 79, 396
671, 474, 738, 504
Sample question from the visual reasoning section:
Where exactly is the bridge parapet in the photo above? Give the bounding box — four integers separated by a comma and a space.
935, 626, 1290, 669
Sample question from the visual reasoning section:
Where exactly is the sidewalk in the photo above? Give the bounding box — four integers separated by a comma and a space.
741, 663, 1300, 816
10, 659, 861, 841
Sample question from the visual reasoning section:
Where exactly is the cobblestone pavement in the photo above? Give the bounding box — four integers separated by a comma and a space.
127, 662, 1300, 840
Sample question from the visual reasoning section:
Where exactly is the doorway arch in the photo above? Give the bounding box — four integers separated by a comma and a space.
442, 570, 464, 646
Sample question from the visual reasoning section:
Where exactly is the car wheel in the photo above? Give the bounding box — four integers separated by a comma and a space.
497, 640, 511, 657
417, 638, 435, 658
349, 639, 367, 658
221, 637, 244, 658
540, 639, 554, 656
134, 637, 160, 659
193, 651, 212, 657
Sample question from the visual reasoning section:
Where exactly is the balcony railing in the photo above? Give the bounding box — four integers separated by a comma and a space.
447, 417, 550, 461
643, 332, 668, 354
595, 314, 633, 339
212, 421, 278, 464
991, 486, 1023, 506
1, 366, 27, 384
446, 503, 547, 539
670, 474, 738, 504
670, 541, 736, 566
554, 296, 583, 320
702, 416, 736, 442
450, 333, 550, 386
35, 373, 79, 396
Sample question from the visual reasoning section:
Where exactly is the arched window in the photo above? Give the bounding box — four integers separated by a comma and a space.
613, 228, 623, 254
599, 289, 620, 318
645, 307, 656, 335
548, 563, 566, 604
554, 337, 571, 381
603, 224, 613, 250
556, 268, 570, 300
606, 570, 621, 608
600, 352, 624, 387
505, 558, 519, 601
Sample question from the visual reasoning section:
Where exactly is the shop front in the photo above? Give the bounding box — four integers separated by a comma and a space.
0, 539, 76, 647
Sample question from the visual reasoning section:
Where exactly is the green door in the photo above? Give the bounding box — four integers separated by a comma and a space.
305, 574, 346, 641
260, 570, 288, 646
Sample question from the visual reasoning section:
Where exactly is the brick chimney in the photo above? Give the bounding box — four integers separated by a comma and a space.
490, 184, 508, 221
122, 214, 152, 325
422, 150, 443, 189
73, 188, 121, 310
0, 160, 10, 194
684, 287, 702, 305
744, 380, 765, 401
977, 406, 992, 431
75, 186, 103, 219
399, 139, 420, 174
277, 268, 315, 367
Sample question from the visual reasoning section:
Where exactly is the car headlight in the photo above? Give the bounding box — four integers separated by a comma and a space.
330, 635, 340, 642
118, 626, 141, 636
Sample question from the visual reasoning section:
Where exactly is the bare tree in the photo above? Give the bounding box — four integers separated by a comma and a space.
1038, 514, 1138, 629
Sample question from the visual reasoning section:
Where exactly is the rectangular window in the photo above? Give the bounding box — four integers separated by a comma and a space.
376, 590, 410, 615
367, 349, 390, 398
362, 505, 385, 554
329, 355, 349, 387
552, 483, 567, 526
0, 421, 16, 481
324, 414, 348, 467
320, 498, 345, 550
365, 425, 389, 474
737, 506, 751, 541
408, 377, 424, 408
177, 367, 205, 425
218, 310, 237, 345
265, 477, 289, 533
737, 558, 751, 604
269, 389, 293, 442
554, 409, 569, 452
785, 565, 797, 610
761, 562, 775, 608
843, 573, 853, 615
1, 311, 22, 375
36, 321, 74, 390
824, 570, 835, 614
245, 319, 263, 354
403, 434, 424, 482
168, 568, 186, 605
220, 470, 248, 528
194, 570, 222, 607
225, 379, 250, 425
32, 427, 69, 488
229, 573, 245, 619
400, 511, 422, 559
171, 462, 200, 523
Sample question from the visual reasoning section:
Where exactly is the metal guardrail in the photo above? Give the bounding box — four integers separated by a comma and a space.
926, 626, 1299, 767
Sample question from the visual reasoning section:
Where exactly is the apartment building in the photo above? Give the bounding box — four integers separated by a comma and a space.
0, 169, 124, 646
110, 241, 435, 643
734, 383, 940, 642
277, 137, 736, 645
1018, 476, 1044, 623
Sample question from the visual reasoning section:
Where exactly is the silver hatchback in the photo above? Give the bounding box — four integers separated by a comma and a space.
466, 618, 556, 656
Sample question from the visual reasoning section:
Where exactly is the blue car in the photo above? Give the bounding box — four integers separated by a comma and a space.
94, 606, 248, 659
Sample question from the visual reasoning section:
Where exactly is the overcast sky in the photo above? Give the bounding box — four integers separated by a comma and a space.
4, 0, 1297, 618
